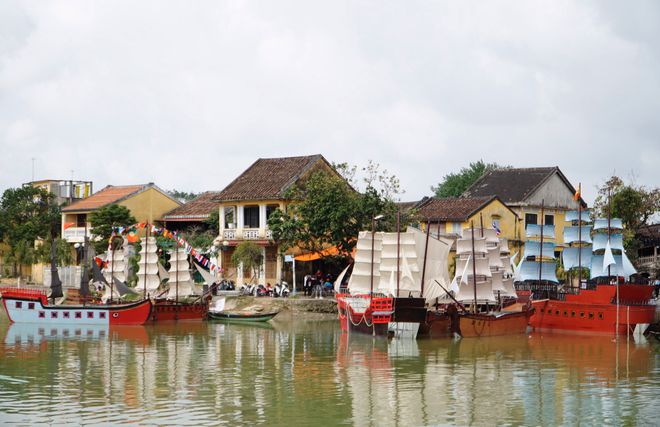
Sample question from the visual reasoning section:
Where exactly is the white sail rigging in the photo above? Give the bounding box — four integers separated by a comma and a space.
347, 231, 383, 294
137, 236, 160, 295
166, 248, 196, 299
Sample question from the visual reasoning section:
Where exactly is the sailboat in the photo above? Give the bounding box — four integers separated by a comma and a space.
522, 204, 656, 335
336, 224, 453, 338
450, 223, 532, 337
0, 237, 152, 325
149, 247, 208, 322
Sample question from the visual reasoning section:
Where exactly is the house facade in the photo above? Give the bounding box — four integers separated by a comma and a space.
215, 154, 340, 286
26, 179, 93, 206
461, 167, 586, 256
61, 183, 181, 244
162, 191, 222, 231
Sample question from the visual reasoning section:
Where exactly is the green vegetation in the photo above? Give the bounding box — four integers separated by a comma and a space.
0, 186, 60, 277
89, 204, 136, 253
268, 161, 410, 257
431, 160, 504, 198
593, 175, 660, 259
167, 189, 199, 203
231, 241, 263, 282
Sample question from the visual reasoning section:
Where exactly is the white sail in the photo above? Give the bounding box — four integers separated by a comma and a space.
347, 231, 383, 294
166, 248, 196, 298
137, 236, 161, 294
491, 271, 517, 298
377, 231, 420, 295
455, 257, 492, 279
456, 236, 487, 257
194, 262, 217, 285
562, 246, 592, 270
487, 247, 503, 270
102, 239, 128, 284
334, 264, 351, 293
413, 227, 453, 303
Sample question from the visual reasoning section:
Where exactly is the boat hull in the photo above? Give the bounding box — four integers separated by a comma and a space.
337, 294, 393, 337
150, 299, 208, 322
457, 310, 531, 338
1, 288, 153, 325
528, 284, 655, 335
207, 310, 278, 322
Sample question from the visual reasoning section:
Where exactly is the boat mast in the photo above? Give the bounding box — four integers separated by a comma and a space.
577, 184, 582, 290
538, 200, 545, 291
370, 217, 375, 295
80, 220, 90, 303
420, 219, 431, 296
470, 220, 478, 314
396, 210, 400, 297
110, 235, 115, 304
144, 224, 149, 299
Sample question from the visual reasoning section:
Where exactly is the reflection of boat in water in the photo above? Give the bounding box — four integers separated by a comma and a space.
3, 322, 149, 347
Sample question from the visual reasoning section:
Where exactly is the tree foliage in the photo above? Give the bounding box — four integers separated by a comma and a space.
89, 204, 136, 253
268, 162, 409, 257
0, 186, 60, 276
231, 241, 263, 282
431, 160, 504, 198
167, 189, 199, 203
593, 176, 660, 259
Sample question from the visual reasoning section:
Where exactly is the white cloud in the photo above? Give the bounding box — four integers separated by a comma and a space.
0, 0, 658, 204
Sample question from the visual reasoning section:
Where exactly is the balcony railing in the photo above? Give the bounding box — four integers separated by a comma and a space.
63, 227, 90, 242
638, 255, 660, 266
223, 228, 273, 240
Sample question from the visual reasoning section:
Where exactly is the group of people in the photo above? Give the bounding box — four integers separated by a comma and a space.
303, 270, 334, 298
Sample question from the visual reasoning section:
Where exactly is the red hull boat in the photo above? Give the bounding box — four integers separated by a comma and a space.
1, 288, 153, 326
337, 294, 393, 336
149, 299, 209, 322
528, 284, 655, 334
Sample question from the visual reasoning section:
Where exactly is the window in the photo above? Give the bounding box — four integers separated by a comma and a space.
28, 302, 35, 310
243, 205, 259, 228
580, 312, 585, 318
63, 312, 70, 318
588, 312, 594, 319
266, 205, 279, 220
51, 312, 58, 318
224, 206, 236, 229
563, 311, 567, 317
544, 215, 554, 226
555, 310, 560, 315
525, 213, 538, 225
99, 312, 106, 319
452, 222, 462, 234
492, 218, 501, 232
571, 311, 576, 317
598, 313, 604, 320
76, 214, 87, 227
87, 312, 94, 319
75, 312, 82, 319
39, 311, 45, 318
15, 301, 22, 309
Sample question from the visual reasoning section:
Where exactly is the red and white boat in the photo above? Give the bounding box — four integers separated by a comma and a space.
0, 288, 153, 326
517, 209, 656, 335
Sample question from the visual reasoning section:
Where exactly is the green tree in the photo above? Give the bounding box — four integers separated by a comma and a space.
593, 176, 660, 260
167, 189, 199, 203
0, 186, 60, 276
268, 163, 407, 258
231, 241, 263, 283
431, 160, 504, 198
205, 209, 220, 235
89, 204, 136, 253
35, 238, 74, 266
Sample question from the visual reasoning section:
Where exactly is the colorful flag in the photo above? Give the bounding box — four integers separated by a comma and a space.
492, 221, 501, 235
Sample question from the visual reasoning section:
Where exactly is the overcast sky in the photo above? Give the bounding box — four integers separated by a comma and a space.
1, 1, 658, 204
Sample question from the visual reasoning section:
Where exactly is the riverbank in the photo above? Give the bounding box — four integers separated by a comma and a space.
217, 294, 338, 320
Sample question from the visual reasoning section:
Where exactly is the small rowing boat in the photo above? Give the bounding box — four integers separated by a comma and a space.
207, 310, 279, 322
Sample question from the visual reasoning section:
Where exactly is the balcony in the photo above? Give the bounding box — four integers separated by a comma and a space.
223, 228, 273, 241
63, 227, 91, 243
638, 255, 660, 267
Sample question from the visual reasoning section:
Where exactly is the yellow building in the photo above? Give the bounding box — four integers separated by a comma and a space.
214, 154, 342, 286
61, 183, 181, 245
462, 167, 587, 261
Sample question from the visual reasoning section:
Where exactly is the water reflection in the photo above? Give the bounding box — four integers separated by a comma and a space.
0, 319, 657, 426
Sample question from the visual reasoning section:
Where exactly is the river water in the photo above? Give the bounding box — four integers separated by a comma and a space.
0, 316, 658, 426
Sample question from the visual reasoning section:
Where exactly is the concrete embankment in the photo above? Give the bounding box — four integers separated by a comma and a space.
217, 295, 337, 320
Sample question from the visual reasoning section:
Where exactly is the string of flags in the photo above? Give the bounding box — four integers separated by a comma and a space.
110, 222, 223, 274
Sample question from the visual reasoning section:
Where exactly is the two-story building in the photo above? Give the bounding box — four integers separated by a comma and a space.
61, 183, 181, 245
461, 167, 586, 257
26, 179, 93, 206
215, 154, 341, 285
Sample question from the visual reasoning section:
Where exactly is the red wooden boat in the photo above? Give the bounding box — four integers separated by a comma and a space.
528, 283, 655, 334
149, 299, 209, 322
0, 288, 153, 325
337, 293, 393, 336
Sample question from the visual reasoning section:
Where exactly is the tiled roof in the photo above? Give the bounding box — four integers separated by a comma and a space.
62, 185, 146, 212
163, 191, 222, 221
217, 155, 328, 201
462, 167, 559, 203
416, 196, 499, 222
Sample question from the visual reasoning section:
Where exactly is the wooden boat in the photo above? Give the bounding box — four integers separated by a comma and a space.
150, 298, 209, 322
0, 288, 153, 325
207, 310, 279, 322
517, 206, 656, 335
